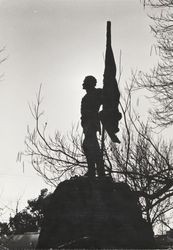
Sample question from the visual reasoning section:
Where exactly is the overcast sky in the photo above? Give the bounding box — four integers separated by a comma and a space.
0, 0, 158, 220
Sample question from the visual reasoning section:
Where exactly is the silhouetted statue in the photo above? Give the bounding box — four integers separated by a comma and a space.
81, 21, 121, 178
81, 75, 105, 178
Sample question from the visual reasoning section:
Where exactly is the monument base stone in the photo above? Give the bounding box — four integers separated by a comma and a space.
37, 176, 155, 249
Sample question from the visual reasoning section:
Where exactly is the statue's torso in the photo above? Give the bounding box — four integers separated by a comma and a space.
81, 88, 103, 134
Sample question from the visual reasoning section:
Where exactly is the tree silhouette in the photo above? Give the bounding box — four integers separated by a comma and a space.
9, 189, 51, 234
137, 0, 173, 127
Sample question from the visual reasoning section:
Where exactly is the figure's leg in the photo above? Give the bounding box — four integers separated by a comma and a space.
93, 136, 105, 177
82, 137, 96, 177
97, 157, 105, 177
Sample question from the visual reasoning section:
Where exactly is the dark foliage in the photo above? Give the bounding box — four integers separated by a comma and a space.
9, 189, 51, 234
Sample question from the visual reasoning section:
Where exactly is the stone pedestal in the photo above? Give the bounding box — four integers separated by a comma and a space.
37, 176, 155, 249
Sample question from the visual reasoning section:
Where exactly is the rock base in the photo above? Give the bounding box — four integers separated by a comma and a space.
37, 176, 155, 249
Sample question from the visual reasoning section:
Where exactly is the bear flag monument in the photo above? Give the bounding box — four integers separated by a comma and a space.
81, 21, 122, 178
36, 21, 155, 249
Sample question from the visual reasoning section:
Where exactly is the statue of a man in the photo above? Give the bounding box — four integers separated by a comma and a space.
81, 75, 105, 178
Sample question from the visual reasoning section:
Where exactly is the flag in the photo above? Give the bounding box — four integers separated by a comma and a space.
99, 21, 122, 143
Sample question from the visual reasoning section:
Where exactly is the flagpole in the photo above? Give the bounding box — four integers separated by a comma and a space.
101, 125, 105, 160
100, 21, 110, 172
100, 21, 109, 175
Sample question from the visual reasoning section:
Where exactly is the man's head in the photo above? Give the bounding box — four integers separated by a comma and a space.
83, 75, 97, 90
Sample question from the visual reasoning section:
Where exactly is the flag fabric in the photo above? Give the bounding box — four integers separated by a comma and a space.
99, 21, 122, 143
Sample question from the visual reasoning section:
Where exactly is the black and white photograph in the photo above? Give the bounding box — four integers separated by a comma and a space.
0, 0, 172, 249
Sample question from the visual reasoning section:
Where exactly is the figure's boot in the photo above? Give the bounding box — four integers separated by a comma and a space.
97, 160, 106, 178
85, 162, 96, 178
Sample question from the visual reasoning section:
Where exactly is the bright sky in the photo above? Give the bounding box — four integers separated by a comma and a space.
0, 0, 158, 220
